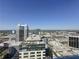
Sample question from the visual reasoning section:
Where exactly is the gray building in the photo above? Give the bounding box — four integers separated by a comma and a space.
16, 24, 28, 41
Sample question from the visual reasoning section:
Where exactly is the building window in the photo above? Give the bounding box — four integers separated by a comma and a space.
43, 51, 45, 53
30, 55, 35, 57
43, 54, 45, 56
24, 56, 28, 58
19, 56, 21, 58
37, 55, 41, 56
30, 52, 35, 54
37, 58, 41, 59
37, 52, 41, 54
19, 53, 21, 55
24, 53, 28, 55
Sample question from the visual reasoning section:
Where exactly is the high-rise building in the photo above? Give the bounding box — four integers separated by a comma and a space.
26, 24, 29, 38
16, 24, 29, 41
69, 36, 79, 48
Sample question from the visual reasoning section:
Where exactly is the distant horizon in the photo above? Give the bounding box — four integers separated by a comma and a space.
0, 28, 79, 31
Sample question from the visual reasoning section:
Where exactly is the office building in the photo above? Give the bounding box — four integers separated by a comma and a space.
19, 43, 46, 59
19, 35, 46, 59
69, 36, 79, 48
16, 24, 29, 41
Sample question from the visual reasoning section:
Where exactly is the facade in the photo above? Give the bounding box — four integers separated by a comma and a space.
26, 25, 29, 38
19, 43, 46, 59
16, 24, 28, 41
69, 36, 79, 48
19, 50, 45, 59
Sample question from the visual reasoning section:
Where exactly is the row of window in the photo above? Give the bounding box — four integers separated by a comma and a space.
69, 37, 79, 48
19, 51, 45, 59
19, 51, 45, 55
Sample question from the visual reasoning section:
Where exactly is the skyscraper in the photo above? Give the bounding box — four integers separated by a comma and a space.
16, 24, 28, 41
26, 24, 29, 38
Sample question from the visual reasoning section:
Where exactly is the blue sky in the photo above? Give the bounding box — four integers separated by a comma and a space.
0, 0, 79, 30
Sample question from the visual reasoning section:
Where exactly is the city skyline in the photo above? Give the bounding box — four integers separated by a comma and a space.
0, 0, 79, 30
